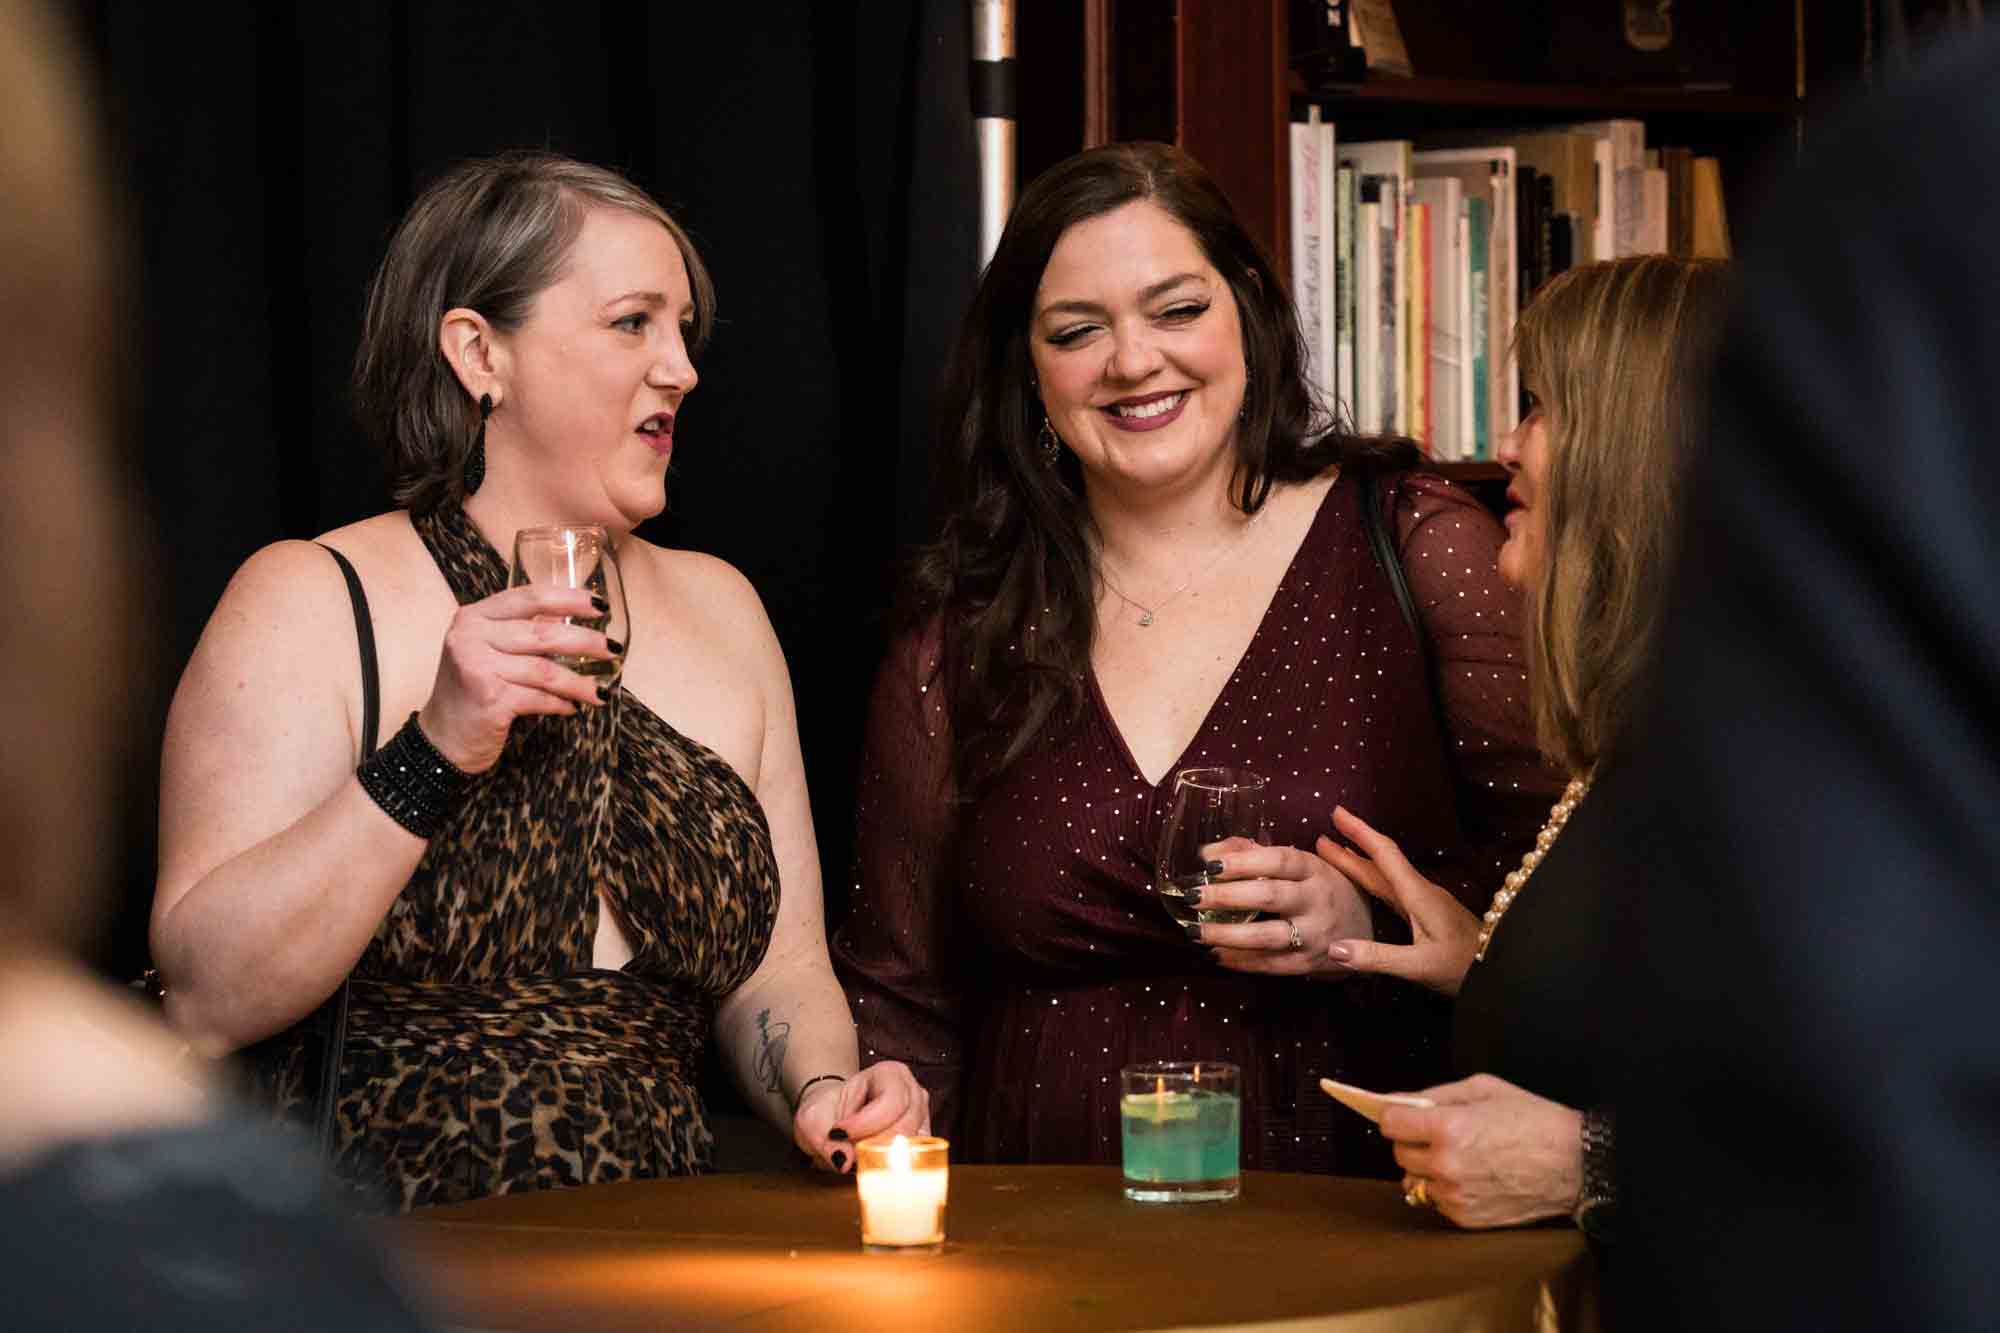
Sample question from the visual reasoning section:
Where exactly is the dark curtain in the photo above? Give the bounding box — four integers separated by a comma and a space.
69, 1, 978, 977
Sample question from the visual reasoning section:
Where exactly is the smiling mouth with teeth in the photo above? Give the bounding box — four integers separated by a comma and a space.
1108, 391, 1187, 420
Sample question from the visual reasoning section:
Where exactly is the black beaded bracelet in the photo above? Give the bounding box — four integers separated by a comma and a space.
1573, 1106, 1617, 1241
356, 712, 475, 840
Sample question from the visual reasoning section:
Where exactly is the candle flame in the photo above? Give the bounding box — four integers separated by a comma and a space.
888, 1134, 912, 1172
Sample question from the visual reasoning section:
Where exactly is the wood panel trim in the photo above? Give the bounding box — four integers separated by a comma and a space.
1175, 0, 1289, 261
1083, 0, 1115, 147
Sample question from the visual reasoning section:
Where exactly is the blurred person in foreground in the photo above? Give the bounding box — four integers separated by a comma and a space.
0, 0, 426, 1325
1601, 27, 2000, 1330
1203, 257, 1728, 1239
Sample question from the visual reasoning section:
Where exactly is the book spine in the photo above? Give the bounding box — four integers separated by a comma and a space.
1407, 201, 1430, 453
1355, 196, 1382, 433
1664, 146, 1694, 258
1613, 119, 1645, 258
1550, 214, 1574, 278
1412, 177, 1464, 461
1536, 173, 1556, 284
1454, 207, 1472, 461
1641, 166, 1668, 255
1289, 124, 1330, 408
1380, 202, 1399, 436
1492, 160, 1518, 438
1691, 157, 1731, 259
1591, 139, 1615, 265
1516, 165, 1541, 303
1464, 195, 1489, 460
1316, 121, 1339, 422
1335, 164, 1356, 421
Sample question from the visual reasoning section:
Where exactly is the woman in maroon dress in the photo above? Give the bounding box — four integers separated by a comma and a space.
832, 143, 1560, 1176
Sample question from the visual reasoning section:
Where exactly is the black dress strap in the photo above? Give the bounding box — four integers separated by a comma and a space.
318, 543, 381, 758
307, 542, 376, 1160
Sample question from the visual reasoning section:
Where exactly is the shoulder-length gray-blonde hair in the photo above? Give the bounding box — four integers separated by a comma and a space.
1514, 255, 1730, 776
352, 151, 715, 515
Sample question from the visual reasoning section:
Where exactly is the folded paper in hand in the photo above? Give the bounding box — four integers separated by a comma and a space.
1318, 1076, 1435, 1123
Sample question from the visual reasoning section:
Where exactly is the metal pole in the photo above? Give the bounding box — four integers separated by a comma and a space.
972, 0, 1017, 272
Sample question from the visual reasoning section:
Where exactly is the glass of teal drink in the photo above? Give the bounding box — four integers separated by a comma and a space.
1119, 1061, 1241, 1203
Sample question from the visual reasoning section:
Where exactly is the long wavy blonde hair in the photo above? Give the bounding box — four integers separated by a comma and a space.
1513, 256, 1731, 776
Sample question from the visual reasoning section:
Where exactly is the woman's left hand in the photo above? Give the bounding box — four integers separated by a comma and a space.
792, 1060, 931, 1174
1378, 1073, 1582, 1229
1194, 843, 1375, 977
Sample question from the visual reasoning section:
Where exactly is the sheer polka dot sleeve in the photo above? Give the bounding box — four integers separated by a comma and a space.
829, 620, 969, 1138
1394, 473, 1568, 903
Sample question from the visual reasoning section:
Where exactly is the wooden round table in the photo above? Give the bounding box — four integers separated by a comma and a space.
387, 1167, 1595, 1331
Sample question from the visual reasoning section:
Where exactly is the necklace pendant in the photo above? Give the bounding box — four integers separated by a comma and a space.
1137, 611, 1155, 627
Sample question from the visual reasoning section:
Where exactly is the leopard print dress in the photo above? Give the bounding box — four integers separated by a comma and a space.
329, 504, 779, 1211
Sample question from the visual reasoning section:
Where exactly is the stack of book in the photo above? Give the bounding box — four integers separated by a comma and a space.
1289, 114, 1730, 459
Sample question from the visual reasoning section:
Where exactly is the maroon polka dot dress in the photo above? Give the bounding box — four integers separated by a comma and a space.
834, 470, 1561, 1176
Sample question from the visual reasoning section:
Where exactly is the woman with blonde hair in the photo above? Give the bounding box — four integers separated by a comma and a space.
1204, 255, 1731, 1235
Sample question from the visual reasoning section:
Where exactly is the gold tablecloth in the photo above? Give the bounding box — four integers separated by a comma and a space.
387, 1166, 1595, 1331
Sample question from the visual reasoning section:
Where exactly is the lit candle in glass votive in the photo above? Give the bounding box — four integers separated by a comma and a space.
855, 1134, 949, 1253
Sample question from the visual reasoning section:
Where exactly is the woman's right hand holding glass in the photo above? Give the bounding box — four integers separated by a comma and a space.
415, 583, 619, 774
1314, 805, 1480, 997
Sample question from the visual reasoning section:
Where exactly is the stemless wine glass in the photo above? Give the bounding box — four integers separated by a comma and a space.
1155, 767, 1267, 927
508, 523, 630, 688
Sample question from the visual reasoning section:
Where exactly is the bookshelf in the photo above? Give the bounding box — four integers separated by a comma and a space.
1017, 0, 1846, 485
1286, 75, 1797, 120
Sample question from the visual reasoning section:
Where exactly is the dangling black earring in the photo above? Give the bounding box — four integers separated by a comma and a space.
464, 392, 492, 496
1037, 416, 1062, 468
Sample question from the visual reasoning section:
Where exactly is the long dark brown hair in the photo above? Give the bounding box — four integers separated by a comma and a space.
910, 141, 1414, 795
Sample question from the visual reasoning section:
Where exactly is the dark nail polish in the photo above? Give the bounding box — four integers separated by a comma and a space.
1182, 920, 1203, 943
595, 684, 611, 702
1184, 883, 1204, 907
830, 1149, 848, 1171
605, 637, 625, 655
591, 594, 609, 613
1205, 859, 1226, 876
828, 1127, 849, 1142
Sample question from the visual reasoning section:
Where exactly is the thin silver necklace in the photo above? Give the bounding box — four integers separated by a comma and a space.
1095, 505, 1265, 628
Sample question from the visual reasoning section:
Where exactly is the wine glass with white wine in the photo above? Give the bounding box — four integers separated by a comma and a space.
1155, 767, 1267, 927
508, 523, 629, 688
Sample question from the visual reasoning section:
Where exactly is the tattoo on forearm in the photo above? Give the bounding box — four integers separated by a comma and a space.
753, 1008, 791, 1098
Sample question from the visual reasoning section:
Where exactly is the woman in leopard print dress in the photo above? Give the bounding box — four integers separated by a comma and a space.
149, 153, 927, 1210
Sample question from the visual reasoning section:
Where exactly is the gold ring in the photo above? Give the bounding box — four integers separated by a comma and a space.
1287, 920, 1304, 951
1403, 1178, 1432, 1209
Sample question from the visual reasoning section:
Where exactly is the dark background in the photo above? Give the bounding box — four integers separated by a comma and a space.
62, 0, 1919, 983
69, 1, 999, 980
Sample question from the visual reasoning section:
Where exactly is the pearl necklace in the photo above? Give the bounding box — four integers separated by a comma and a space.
1095, 507, 1264, 628
1475, 776, 1591, 961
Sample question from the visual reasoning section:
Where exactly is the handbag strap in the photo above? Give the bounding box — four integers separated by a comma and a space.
312, 542, 378, 1161
1355, 469, 1449, 746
